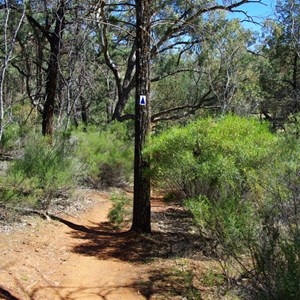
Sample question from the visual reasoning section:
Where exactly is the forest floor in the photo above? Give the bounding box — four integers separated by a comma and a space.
0, 189, 238, 300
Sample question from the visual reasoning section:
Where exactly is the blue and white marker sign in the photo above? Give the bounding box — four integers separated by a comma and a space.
139, 95, 146, 105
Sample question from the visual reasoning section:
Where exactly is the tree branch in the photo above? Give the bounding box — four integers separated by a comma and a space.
151, 90, 214, 122
97, 2, 122, 96
151, 68, 198, 82
151, 0, 260, 58
26, 14, 53, 43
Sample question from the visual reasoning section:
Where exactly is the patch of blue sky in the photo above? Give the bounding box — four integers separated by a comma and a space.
226, 0, 277, 32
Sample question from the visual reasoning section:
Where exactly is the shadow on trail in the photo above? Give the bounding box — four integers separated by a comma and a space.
28, 284, 141, 300
49, 214, 126, 237
0, 286, 19, 300
53, 199, 209, 263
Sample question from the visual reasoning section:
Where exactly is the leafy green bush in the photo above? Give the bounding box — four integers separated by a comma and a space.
0, 134, 76, 209
74, 122, 133, 187
147, 115, 300, 298
247, 134, 300, 299
0, 104, 40, 151
147, 115, 276, 254
108, 192, 131, 228
147, 115, 276, 199
185, 195, 258, 255
0, 124, 21, 151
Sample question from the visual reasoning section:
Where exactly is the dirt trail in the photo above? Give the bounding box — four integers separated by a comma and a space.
0, 190, 206, 300
0, 190, 147, 300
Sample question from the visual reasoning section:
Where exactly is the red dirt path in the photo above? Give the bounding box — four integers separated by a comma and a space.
0, 190, 148, 300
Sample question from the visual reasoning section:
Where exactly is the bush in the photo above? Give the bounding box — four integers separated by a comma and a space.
247, 134, 300, 299
108, 192, 131, 228
0, 104, 40, 151
0, 134, 76, 209
147, 115, 276, 255
146, 115, 276, 199
147, 115, 300, 298
74, 122, 133, 188
0, 124, 21, 151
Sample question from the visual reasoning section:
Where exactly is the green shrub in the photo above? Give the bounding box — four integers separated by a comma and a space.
185, 195, 258, 255
248, 144, 300, 299
74, 122, 133, 187
146, 115, 276, 199
108, 192, 131, 228
0, 134, 76, 209
0, 124, 20, 151
146, 115, 300, 298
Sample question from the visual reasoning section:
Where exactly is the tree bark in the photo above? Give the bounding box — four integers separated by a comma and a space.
292, 52, 299, 112
131, 0, 151, 234
42, 0, 65, 137
0, 3, 25, 142
80, 96, 88, 126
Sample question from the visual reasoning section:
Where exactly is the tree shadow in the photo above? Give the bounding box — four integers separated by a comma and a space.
28, 284, 142, 300
52, 202, 211, 263
0, 286, 20, 300
132, 267, 202, 300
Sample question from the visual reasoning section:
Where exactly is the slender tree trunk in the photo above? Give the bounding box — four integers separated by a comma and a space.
131, 0, 151, 234
0, 69, 5, 142
112, 91, 130, 121
292, 52, 299, 112
80, 96, 88, 126
42, 0, 65, 137
0, 3, 25, 142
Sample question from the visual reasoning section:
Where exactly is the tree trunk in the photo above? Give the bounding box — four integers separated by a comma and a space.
130, 0, 151, 234
0, 69, 5, 142
42, 0, 65, 137
292, 52, 299, 112
80, 96, 88, 126
112, 90, 130, 121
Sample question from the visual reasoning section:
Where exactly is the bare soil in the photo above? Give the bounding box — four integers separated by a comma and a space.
0, 190, 217, 300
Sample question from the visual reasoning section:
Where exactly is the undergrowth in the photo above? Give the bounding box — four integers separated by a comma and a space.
73, 122, 133, 188
0, 134, 77, 210
108, 192, 131, 228
147, 115, 300, 299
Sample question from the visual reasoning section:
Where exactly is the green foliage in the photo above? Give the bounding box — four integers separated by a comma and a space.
201, 269, 224, 287
0, 134, 76, 209
147, 115, 275, 256
0, 104, 40, 151
0, 124, 20, 150
147, 115, 276, 199
247, 127, 300, 299
147, 115, 300, 298
185, 195, 258, 255
73, 122, 133, 187
108, 192, 131, 228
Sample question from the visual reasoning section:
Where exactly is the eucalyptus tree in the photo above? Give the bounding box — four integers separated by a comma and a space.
96, 1, 263, 123
0, 0, 25, 142
5, 0, 100, 136
201, 18, 260, 114
260, 0, 300, 122
95, 0, 263, 233
22, 0, 68, 137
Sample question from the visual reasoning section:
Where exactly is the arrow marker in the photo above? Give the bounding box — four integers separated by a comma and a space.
139, 95, 146, 105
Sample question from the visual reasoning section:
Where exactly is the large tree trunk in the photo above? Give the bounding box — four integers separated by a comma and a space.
42, 0, 65, 137
130, 0, 151, 234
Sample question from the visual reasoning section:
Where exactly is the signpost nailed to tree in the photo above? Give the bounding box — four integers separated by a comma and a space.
131, 0, 152, 233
